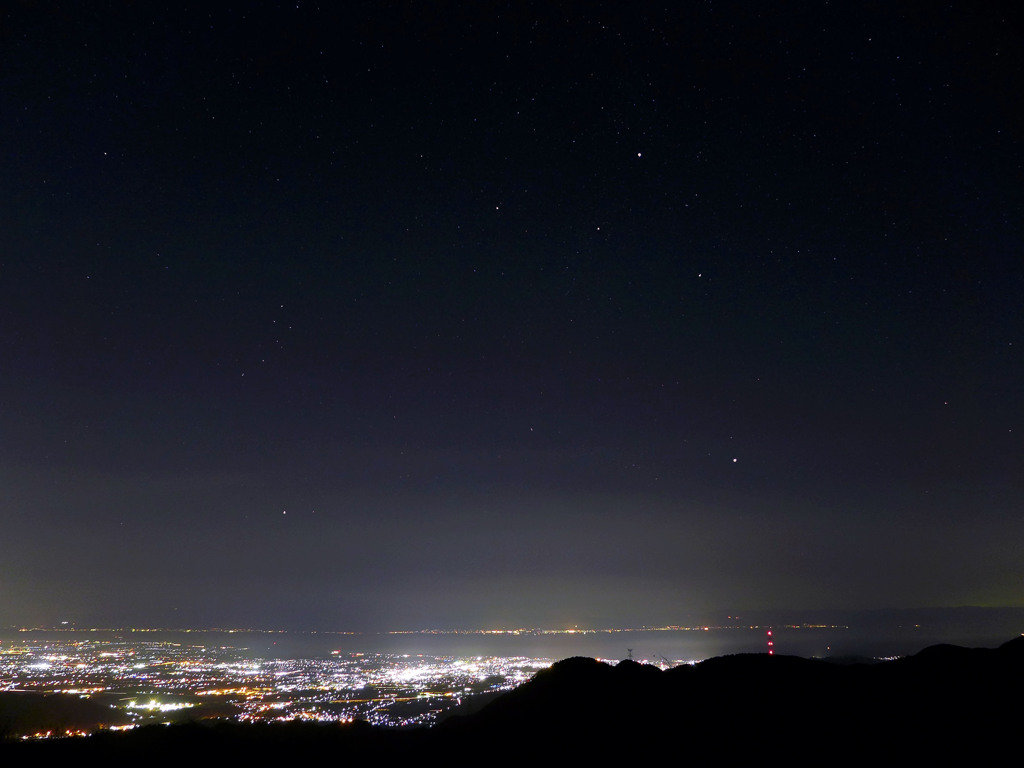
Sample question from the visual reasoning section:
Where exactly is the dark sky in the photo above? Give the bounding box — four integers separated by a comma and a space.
2, 1, 1021, 630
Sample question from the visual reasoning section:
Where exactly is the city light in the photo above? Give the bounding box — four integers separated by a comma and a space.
0, 636, 553, 737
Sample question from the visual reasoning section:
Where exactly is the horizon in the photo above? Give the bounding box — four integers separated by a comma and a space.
8, 604, 1024, 636
6, 614, 1023, 677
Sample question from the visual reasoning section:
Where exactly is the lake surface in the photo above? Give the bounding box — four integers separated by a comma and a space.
7, 607, 1022, 662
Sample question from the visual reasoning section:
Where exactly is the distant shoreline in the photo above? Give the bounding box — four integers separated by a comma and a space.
7, 604, 1023, 637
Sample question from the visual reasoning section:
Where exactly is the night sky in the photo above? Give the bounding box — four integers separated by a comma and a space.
2, 2, 1021, 631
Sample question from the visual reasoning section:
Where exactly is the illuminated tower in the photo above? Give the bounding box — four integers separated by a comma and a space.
767, 628, 774, 656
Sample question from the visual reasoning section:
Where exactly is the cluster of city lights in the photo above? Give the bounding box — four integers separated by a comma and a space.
0, 637, 551, 738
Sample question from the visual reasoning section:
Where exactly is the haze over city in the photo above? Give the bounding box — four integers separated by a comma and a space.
2, 2, 1021, 632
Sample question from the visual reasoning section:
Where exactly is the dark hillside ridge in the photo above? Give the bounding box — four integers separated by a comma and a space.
5, 637, 1022, 762
443, 635, 1024, 755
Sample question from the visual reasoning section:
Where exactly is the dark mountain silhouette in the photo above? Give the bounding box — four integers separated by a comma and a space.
4, 637, 1021, 762
0, 692, 133, 738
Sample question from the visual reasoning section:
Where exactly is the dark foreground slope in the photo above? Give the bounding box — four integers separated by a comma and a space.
4, 636, 1022, 762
